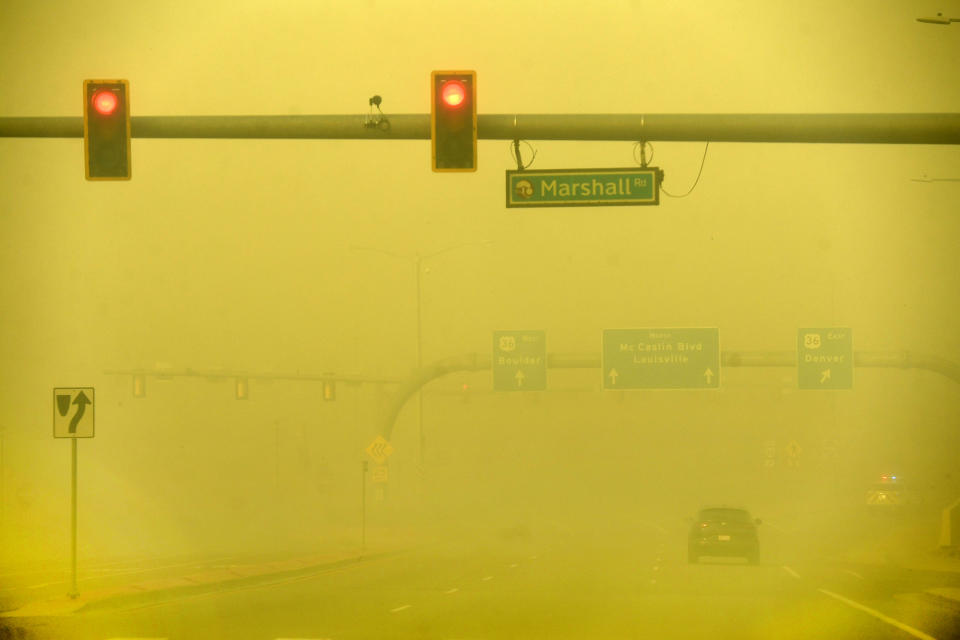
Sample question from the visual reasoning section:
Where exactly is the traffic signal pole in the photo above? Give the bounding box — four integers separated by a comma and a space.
2, 113, 959, 143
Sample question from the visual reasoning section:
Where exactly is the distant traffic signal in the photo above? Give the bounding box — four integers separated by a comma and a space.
322, 377, 336, 402
83, 79, 131, 180
132, 374, 146, 398
430, 71, 476, 172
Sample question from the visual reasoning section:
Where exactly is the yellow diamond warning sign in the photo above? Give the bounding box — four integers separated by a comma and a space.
365, 435, 394, 464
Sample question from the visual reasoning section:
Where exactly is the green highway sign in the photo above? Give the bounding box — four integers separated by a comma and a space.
493, 330, 546, 391
506, 167, 660, 208
602, 328, 720, 389
798, 327, 853, 389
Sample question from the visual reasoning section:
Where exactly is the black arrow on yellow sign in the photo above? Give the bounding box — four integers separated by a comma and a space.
69, 391, 91, 433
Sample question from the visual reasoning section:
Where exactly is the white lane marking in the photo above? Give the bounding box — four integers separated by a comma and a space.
818, 589, 938, 640
528, 555, 538, 560
482, 575, 494, 581
390, 604, 412, 613
444, 588, 459, 594
782, 565, 801, 579
842, 569, 864, 580
509, 563, 518, 568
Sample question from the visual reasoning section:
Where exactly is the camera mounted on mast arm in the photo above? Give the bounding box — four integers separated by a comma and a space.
364, 94, 390, 131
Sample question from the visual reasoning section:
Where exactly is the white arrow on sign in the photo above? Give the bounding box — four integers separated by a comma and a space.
608, 368, 619, 385
820, 369, 831, 383
704, 368, 714, 384
515, 370, 525, 387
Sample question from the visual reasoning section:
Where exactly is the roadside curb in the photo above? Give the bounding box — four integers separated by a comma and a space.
921, 587, 960, 609
1, 550, 401, 618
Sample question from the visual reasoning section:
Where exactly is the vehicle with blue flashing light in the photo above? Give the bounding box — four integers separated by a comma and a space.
866, 474, 916, 511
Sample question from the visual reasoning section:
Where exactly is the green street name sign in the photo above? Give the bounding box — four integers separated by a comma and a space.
797, 327, 853, 389
602, 328, 720, 389
493, 330, 546, 391
506, 167, 660, 208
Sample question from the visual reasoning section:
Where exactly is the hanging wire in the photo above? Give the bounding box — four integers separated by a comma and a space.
632, 141, 654, 168
662, 142, 710, 198
507, 139, 537, 170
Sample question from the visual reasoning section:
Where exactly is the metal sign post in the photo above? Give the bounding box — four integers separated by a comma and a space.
70, 439, 78, 598
361, 460, 368, 556
53, 387, 94, 599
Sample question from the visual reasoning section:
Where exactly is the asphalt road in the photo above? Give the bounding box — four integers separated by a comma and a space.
15, 526, 960, 640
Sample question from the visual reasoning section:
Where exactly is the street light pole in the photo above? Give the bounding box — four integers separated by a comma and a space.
350, 241, 493, 467
415, 253, 425, 468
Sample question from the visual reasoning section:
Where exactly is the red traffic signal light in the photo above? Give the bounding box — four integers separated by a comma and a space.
440, 80, 466, 107
431, 71, 476, 172
92, 90, 119, 115
83, 79, 131, 180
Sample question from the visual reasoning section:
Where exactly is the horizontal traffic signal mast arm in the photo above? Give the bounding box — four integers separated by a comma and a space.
103, 367, 401, 385
380, 350, 960, 440
3, 113, 960, 143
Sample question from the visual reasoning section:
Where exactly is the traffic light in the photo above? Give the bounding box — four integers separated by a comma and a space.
430, 71, 476, 172
322, 378, 336, 402
132, 374, 146, 398
83, 79, 131, 180
235, 377, 249, 400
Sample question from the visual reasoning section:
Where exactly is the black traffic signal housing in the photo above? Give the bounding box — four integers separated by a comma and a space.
83, 79, 131, 180
431, 71, 476, 172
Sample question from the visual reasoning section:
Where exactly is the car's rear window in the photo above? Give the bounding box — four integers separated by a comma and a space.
699, 508, 750, 522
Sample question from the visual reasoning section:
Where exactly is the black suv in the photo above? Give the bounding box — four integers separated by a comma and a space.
688, 506, 761, 564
